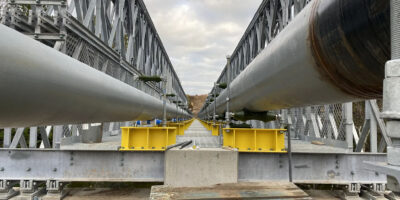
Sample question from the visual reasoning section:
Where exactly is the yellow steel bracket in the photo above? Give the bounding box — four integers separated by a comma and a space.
211, 123, 222, 136
167, 122, 185, 135
120, 127, 177, 151
223, 128, 286, 153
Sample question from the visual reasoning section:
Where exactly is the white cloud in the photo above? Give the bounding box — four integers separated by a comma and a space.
144, 0, 262, 95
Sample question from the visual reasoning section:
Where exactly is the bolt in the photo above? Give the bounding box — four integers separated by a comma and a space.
350, 171, 354, 176
26, 168, 31, 172
375, 172, 379, 176
0, 167, 3, 171
53, 168, 57, 172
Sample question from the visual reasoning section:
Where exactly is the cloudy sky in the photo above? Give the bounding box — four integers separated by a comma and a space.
144, 0, 262, 95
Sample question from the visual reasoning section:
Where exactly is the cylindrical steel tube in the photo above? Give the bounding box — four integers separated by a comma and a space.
0, 24, 189, 127
200, 0, 389, 117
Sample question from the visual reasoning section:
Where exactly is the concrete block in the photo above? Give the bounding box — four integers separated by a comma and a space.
164, 148, 238, 187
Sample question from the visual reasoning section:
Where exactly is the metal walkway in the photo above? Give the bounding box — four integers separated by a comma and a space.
176, 120, 220, 148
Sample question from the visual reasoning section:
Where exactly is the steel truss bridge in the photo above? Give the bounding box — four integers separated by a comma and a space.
0, 0, 399, 199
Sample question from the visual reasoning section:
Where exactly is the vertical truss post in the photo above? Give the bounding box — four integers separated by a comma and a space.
369, 101, 378, 153
213, 82, 217, 124
226, 55, 231, 128
344, 103, 354, 151
162, 77, 167, 127
3, 128, 11, 148
53, 125, 63, 149
29, 127, 37, 148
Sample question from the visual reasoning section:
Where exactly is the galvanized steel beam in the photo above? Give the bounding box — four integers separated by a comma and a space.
0, 149, 386, 184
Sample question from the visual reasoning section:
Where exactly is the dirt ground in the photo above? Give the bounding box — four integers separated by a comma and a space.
63, 188, 150, 200
187, 94, 207, 115
61, 187, 342, 200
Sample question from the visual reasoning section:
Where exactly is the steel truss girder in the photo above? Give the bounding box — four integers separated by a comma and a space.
0, 149, 386, 184
0, 0, 188, 105
203, 0, 310, 107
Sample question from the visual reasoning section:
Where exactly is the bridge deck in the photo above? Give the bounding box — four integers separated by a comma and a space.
176, 119, 221, 148
59, 120, 347, 154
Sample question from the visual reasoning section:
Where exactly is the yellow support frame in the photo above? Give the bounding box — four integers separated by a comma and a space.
223, 128, 286, 153
211, 123, 222, 136
183, 118, 194, 130
167, 123, 185, 135
120, 127, 177, 151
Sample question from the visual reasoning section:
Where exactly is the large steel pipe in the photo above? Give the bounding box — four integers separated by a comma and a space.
202, 0, 390, 117
0, 25, 189, 127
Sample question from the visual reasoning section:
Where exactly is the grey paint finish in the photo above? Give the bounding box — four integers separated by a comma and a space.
200, 2, 353, 116
0, 150, 164, 182
0, 24, 189, 128
239, 153, 387, 184
0, 149, 387, 184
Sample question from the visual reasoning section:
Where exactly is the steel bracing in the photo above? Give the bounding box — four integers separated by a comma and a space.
198, 0, 392, 194
199, 0, 391, 154
0, 0, 190, 149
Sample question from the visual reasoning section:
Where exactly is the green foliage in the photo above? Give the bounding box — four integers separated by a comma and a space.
218, 83, 227, 89
230, 123, 252, 128
138, 76, 162, 83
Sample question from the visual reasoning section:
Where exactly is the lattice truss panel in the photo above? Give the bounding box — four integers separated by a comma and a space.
199, 0, 392, 153
0, 0, 188, 148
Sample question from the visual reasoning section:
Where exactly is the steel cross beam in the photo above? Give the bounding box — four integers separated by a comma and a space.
0, 149, 386, 185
